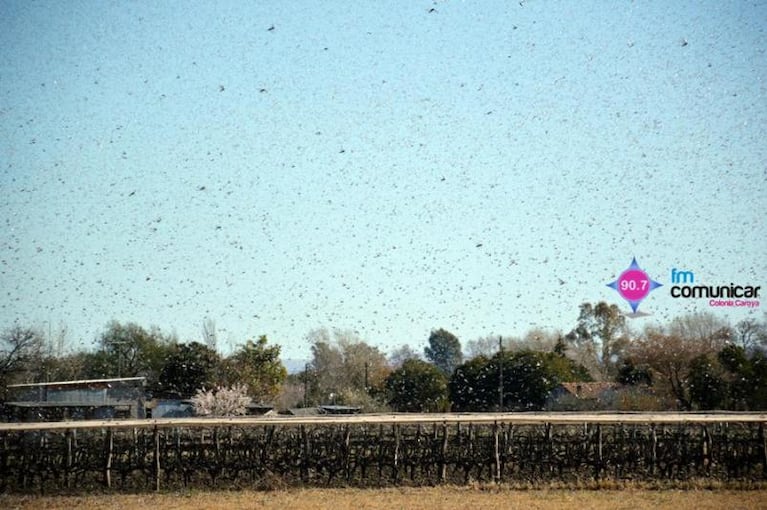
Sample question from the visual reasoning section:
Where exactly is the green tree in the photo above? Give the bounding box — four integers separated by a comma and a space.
448, 355, 493, 411
157, 341, 221, 398
688, 354, 728, 410
617, 359, 652, 386
717, 344, 751, 409
746, 351, 767, 410
448, 350, 591, 412
89, 321, 175, 386
223, 335, 287, 403
501, 351, 590, 410
385, 359, 448, 412
424, 328, 463, 376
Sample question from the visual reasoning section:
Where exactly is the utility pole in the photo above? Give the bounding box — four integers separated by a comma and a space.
108, 340, 128, 378
498, 336, 504, 412
303, 363, 309, 408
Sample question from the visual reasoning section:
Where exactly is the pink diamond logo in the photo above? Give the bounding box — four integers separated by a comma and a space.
606, 257, 663, 316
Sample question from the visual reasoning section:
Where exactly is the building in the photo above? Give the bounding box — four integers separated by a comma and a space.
546, 382, 622, 411
283, 405, 362, 416
3, 377, 146, 421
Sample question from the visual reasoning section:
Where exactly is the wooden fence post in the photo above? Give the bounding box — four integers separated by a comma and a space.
494, 421, 501, 483
595, 424, 603, 479
393, 424, 400, 483
651, 424, 657, 476
104, 428, 113, 488
702, 425, 710, 472
300, 425, 309, 483
344, 425, 352, 481
153, 426, 161, 492
377, 424, 384, 481
440, 423, 448, 483
545, 422, 552, 475
505, 424, 513, 476
65, 429, 73, 489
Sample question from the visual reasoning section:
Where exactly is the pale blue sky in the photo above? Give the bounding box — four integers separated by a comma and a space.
1, 1, 765, 360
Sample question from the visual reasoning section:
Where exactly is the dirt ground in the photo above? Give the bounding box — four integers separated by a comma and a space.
2, 487, 767, 510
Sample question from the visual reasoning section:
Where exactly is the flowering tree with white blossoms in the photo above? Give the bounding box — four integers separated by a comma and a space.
190, 384, 251, 417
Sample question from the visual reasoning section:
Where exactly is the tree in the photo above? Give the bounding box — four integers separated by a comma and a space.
734, 317, 767, 353
304, 328, 391, 407
339, 336, 390, 392
617, 359, 652, 386
629, 318, 728, 410
33, 351, 89, 384
222, 335, 287, 403
89, 321, 175, 386
306, 336, 344, 403
745, 350, 767, 410
424, 328, 463, 376
553, 336, 567, 357
501, 351, 592, 411
388, 344, 420, 368
717, 344, 767, 410
566, 302, 630, 380
190, 384, 250, 417
448, 350, 592, 412
448, 355, 493, 411
385, 359, 448, 412
512, 329, 561, 353
464, 336, 505, 360
201, 317, 218, 352
157, 341, 221, 398
0, 325, 44, 390
688, 354, 728, 410
668, 311, 732, 349
686, 345, 767, 411
630, 329, 694, 409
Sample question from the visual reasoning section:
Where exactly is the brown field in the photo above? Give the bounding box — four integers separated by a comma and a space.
2, 486, 767, 510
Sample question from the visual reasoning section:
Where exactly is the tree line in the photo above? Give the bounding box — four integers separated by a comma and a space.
1, 304, 766, 414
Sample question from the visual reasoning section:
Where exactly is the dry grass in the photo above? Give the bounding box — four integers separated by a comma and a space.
2, 486, 766, 510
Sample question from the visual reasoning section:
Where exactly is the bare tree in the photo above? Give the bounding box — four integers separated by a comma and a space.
734, 317, 767, 353
464, 336, 505, 360
0, 325, 44, 389
513, 329, 561, 353
202, 317, 218, 352
388, 344, 420, 368
630, 317, 729, 410
305, 327, 390, 406
668, 311, 732, 350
